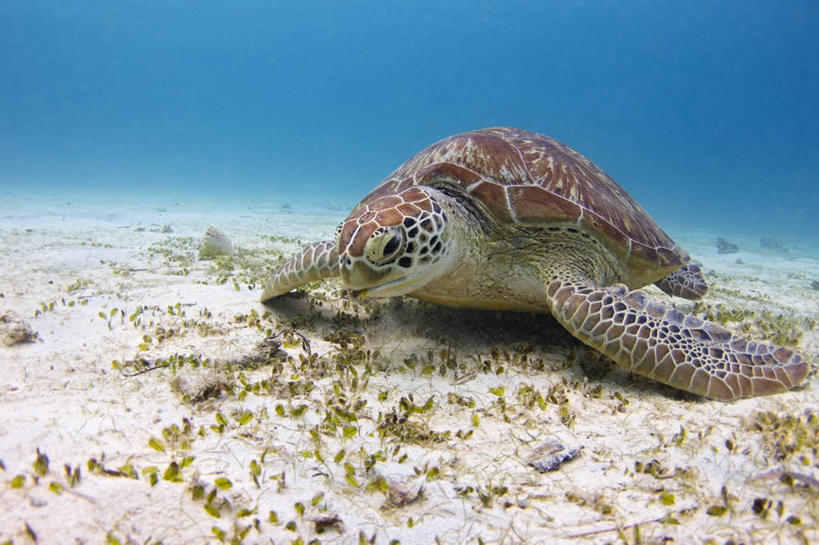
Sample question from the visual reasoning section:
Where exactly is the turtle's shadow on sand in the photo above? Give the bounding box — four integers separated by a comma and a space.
265, 292, 695, 401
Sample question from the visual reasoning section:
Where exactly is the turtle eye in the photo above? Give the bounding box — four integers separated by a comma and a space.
367, 228, 403, 265
382, 231, 401, 258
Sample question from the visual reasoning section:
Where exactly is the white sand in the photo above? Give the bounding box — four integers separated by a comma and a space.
0, 189, 816, 544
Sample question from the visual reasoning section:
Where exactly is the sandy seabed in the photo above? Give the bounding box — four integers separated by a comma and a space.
0, 190, 816, 545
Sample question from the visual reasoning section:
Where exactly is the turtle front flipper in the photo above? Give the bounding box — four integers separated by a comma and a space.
654, 263, 707, 300
544, 275, 808, 400
261, 241, 339, 303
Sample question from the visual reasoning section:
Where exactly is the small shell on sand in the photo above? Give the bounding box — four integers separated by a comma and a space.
527, 437, 583, 473
0, 310, 36, 347
170, 370, 228, 402
198, 226, 234, 259
385, 476, 423, 507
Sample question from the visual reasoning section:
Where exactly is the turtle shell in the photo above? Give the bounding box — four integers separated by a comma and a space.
354, 127, 689, 284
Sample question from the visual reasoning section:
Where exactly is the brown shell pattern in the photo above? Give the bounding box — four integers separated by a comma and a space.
354, 127, 688, 275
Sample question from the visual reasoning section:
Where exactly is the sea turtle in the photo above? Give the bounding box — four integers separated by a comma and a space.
261, 127, 808, 400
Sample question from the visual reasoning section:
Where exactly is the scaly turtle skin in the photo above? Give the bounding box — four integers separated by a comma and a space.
261, 127, 807, 400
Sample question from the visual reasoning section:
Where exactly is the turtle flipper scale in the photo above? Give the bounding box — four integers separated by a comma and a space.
545, 276, 807, 400
655, 263, 707, 300
260, 241, 339, 303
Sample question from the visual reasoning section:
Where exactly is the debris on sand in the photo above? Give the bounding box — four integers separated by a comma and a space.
760, 237, 787, 251
716, 237, 739, 254
198, 226, 234, 259
0, 310, 36, 346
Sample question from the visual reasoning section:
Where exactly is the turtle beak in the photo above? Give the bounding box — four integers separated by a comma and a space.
340, 257, 420, 297
354, 275, 414, 297
340, 259, 391, 291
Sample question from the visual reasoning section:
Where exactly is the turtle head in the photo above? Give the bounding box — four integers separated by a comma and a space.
335, 187, 455, 297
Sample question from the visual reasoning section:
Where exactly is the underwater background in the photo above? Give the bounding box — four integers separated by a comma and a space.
1, 0, 817, 242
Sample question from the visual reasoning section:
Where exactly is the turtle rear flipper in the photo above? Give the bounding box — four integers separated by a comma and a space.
654, 262, 707, 300
261, 241, 339, 303
545, 274, 807, 400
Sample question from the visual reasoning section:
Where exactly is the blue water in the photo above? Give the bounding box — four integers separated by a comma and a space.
1, 1, 817, 241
